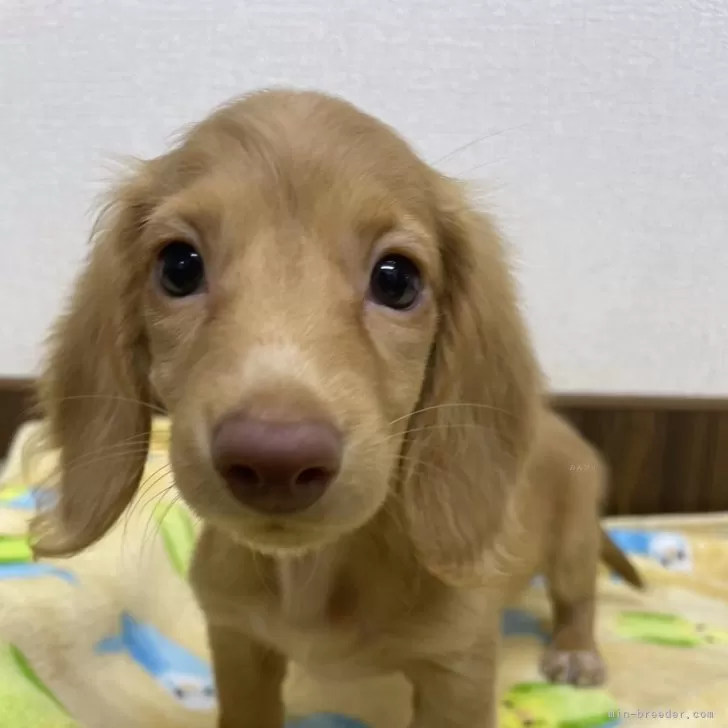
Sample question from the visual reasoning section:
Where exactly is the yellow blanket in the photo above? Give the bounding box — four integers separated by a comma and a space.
0, 418, 726, 728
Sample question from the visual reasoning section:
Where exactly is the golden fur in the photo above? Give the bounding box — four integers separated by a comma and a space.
31, 89, 641, 728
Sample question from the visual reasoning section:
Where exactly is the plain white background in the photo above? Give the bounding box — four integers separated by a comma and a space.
1, 1, 727, 394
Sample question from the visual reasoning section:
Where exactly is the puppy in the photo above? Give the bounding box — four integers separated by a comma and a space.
31, 89, 641, 728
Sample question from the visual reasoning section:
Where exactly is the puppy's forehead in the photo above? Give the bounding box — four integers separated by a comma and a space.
174, 91, 437, 226
193, 89, 424, 178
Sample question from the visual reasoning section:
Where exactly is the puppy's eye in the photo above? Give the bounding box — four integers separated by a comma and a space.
157, 241, 205, 297
369, 254, 422, 310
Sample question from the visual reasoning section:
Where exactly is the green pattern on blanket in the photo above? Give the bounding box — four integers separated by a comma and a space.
153, 500, 198, 578
0, 642, 77, 726
499, 683, 619, 727
614, 610, 728, 648
0, 534, 33, 563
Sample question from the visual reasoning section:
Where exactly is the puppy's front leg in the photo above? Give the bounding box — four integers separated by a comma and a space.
208, 623, 286, 728
404, 637, 498, 728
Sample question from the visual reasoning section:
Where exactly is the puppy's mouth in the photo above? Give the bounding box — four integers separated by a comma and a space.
225, 517, 345, 556
208, 478, 387, 555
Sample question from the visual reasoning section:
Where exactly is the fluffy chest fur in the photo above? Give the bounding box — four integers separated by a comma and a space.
191, 523, 490, 679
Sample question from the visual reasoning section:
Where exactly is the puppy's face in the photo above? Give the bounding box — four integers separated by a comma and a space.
141, 95, 442, 553
35, 90, 539, 580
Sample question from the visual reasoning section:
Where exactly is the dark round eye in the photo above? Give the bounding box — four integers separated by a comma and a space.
369, 254, 422, 310
157, 241, 205, 297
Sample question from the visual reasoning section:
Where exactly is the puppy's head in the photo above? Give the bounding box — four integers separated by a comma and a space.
33, 90, 540, 581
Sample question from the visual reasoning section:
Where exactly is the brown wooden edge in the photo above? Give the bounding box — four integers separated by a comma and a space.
2, 377, 727, 516
0, 378, 35, 462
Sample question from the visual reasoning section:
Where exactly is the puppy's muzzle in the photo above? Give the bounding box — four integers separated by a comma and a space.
211, 412, 343, 514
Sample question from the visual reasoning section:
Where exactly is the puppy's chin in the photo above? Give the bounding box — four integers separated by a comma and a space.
232, 523, 342, 556
213, 504, 384, 557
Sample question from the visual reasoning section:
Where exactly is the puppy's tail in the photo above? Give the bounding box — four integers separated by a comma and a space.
600, 528, 645, 590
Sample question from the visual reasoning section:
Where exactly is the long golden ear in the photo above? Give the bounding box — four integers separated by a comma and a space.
31, 172, 154, 557
402, 179, 542, 585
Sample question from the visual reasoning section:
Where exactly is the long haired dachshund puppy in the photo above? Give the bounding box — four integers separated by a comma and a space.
32, 89, 641, 728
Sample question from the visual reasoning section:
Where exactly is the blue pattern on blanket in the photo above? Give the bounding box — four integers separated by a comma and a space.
95, 612, 216, 712
287, 715, 370, 727
501, 608, 550, 643
0, 532, 77, 584
607, 528, 692, 573
0, 485, 57, 512
0, 563, 77, 584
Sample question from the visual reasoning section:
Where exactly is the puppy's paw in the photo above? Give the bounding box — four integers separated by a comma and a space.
539, 646, 605, 686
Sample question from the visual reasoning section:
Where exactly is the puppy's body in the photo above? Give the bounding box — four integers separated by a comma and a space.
32, 89, 641, 728
192, 410, 619, 727
193, 410, 604, 676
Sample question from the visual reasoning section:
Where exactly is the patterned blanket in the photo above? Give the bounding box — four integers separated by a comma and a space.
0, 417, 726, 727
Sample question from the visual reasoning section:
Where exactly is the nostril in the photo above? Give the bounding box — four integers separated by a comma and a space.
295, 466, 334, 489
226, 465, 261, 490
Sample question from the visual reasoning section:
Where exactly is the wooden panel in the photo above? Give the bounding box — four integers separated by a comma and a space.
0, 378, 34, 460
2, 379, 728, 516
555, 400, 728, 516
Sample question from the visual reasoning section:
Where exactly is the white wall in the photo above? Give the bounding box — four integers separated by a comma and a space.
1, 1, 727, 395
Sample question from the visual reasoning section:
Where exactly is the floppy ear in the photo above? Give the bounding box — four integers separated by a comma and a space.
401, 179, 542, 585
31, 171, 155, 557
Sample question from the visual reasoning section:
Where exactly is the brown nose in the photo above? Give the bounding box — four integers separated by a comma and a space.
211, 414, 342, 514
